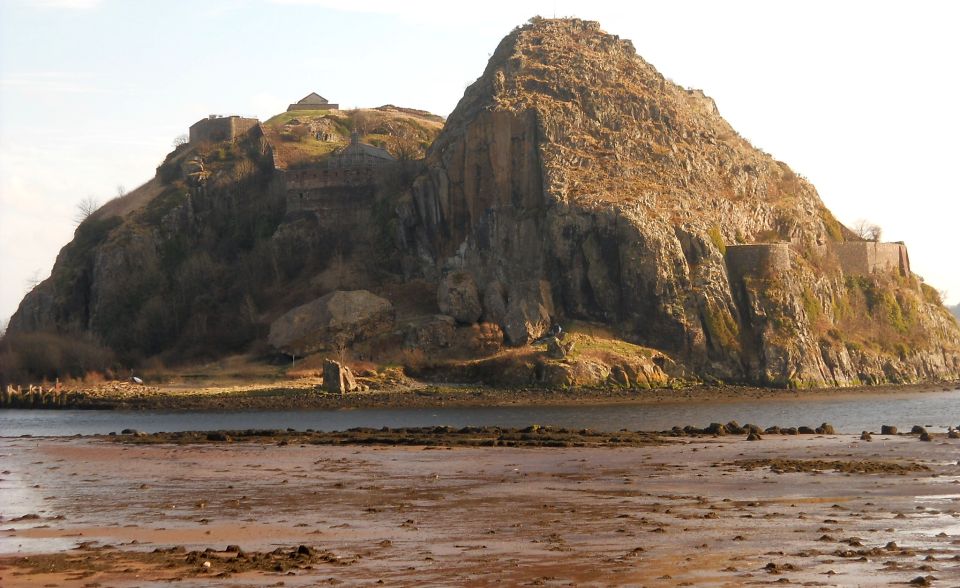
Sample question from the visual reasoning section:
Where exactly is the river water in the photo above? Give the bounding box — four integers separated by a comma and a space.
1, 388, 959, 436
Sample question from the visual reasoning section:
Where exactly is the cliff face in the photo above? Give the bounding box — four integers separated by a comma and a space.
398, 17, 960, 386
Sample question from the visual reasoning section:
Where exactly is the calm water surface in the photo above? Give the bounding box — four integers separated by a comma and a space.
1, 388, 959, 436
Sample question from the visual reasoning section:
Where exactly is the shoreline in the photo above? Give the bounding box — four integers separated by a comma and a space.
2, 379, 958, 411
94, 423, 945, 448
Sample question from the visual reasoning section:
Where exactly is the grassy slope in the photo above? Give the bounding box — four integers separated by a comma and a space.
262, 108, 443, 169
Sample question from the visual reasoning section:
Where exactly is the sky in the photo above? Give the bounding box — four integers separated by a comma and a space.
1, 0, 958, 327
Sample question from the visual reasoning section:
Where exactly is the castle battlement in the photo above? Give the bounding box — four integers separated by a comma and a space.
830, 241, 910, 277
189, 115, 259, 144
723, 240, 911, 282
724, 243, 792, 280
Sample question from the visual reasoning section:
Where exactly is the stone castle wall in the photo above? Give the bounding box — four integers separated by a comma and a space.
724, 243, 792, 280
831, 242, 910, 277
724, 241, 910, 282
285, 166, 383, 192
189, 116, 260, 144
282, 152, 397, 214
286, 183, 376, 228
280, 168, 379, 229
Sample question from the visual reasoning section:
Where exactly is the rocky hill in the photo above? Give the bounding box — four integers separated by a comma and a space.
3, 18, 959, 390
396, 18, 960, 386
3, 107, 442, 378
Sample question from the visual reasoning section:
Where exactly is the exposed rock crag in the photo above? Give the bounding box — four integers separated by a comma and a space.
5, 17, 959, 389
397, 17, 960, 386
268, 290, 395, 357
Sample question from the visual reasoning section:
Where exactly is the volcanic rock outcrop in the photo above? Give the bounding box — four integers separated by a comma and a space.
5, 17, 959, 389
268, 290, 395, 357
396, 17, 960, 386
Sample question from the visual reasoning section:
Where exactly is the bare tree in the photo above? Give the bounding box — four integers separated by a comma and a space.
172, 134, 188, 148
333, 333, 350, 365
852, 219, 882, 242
233, 158, 255, 184
186, 155, 211, 185
74, 196, 100, 225
24, 269, 41, 292
387, 134, 423, 162
331, 246, 349, 289
289, 124, 310, 143
351, 110, 373, 135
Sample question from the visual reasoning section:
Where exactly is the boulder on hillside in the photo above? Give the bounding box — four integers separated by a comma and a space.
268, 290, 394, 356
546, 337, 574, 358
482, 280, 508, 324
437, 271, 483, 324
502, 280, 555, 345
323, 359, 358, 393
404, 314, 457, 349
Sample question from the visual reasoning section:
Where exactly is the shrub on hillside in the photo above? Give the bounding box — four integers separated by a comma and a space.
0, 331, 118, 385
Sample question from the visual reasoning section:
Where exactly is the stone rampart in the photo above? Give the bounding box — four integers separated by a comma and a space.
280, 168, 378, 230
724, 243, 792, 280
301, 188, 374, 228
189, 115, 260, 144
831, 242, 910, 277
284, 166, 384, 192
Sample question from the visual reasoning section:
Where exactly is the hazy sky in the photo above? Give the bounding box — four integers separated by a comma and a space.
1, 0, 958, 327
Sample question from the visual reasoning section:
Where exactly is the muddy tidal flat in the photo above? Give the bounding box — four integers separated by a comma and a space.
3, 432, 960, 586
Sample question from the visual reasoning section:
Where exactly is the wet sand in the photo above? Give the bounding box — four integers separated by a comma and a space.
2, 433, 960, 586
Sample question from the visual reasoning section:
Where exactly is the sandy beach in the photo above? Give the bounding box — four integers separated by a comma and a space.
3, 430, 960, 586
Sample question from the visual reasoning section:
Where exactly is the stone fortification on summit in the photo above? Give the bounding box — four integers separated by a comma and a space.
288, 92, 339, 112
188, 115, 259, 144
